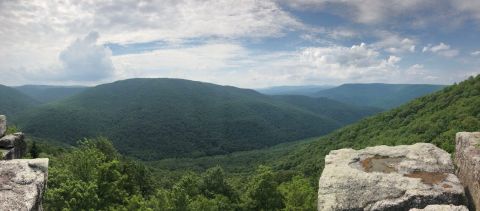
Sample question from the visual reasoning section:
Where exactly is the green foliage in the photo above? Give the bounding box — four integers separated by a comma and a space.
17, 78, 377, 160
29, 141, 40, 158
200, 166, 235, 199
14, 85, 87, 104
5, 125, 19, 135
278, 176, 316, 211
244, 166, 284, 210
44, 137, 156, 210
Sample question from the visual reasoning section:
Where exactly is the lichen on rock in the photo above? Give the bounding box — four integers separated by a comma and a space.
0, 158, 49, 211
454, 132, 480, 211
409, 204, 469, 211
318, 143, 466, 211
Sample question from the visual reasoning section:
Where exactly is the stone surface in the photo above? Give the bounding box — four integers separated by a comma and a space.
409, 204, 469, 211
0, 132, 26, 160
0, 158, 49, 211
454, 132, 480, 211
0, 115, 6, 137
318, 143, 466, 211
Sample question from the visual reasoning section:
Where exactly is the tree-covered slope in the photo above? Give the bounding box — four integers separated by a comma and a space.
17, 78, 377, 160
0, 85, 38, 117
278, 75, 480, 177
256, 85, 333, 96
273, 95, 381, 125
15, 85, 88, 103
314, 83, 446, 109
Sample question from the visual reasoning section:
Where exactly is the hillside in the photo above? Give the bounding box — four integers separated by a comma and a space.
15, 85, 87, 103
277, 75, 480, 177
16, 78, 377, 160
0, 85, 38, 117
314, 83, 445, 109
256, 85, 333, 96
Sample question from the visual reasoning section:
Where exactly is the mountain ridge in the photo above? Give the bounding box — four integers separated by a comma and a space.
16, 78, 378, 160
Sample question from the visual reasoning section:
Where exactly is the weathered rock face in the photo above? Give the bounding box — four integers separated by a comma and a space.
409, 204, 469, 211
0, 132, 27, 160
0, 115, 27, 160
318, 143, 466, 211
0, 115, 6, 137
0, 158, 49, 211
454, 132, 480, 211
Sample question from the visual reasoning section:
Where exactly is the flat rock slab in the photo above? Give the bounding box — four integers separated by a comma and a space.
409, 204, 469, 211
454, 132, 480, 210
0, 158, 49, 211
318, 143, 466, 211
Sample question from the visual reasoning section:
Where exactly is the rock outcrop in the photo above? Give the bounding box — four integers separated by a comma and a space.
0, 115, 26, 160
409, 204, 469, 211
1, 132, 27, 160
455, 132, 480, 211
0, 159, 49, 211
0, 115, 49, 211
318, 143, 466, 211
0, 115, 6, 137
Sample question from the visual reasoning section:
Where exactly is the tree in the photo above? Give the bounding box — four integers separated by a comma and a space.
200, 166, 235, 199
278, 176, 316, 211
244, 166, 284, 210
29, 141, 40, 158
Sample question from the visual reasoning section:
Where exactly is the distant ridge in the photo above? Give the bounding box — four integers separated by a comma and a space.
16, 78, 378, 160
256, 85, 333, 96
15, 85, 88, 103
314, 83, 446, 109
0, 85, 38, 117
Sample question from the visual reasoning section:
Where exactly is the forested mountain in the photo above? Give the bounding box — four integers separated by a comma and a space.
0, 85, 38, 117
256, 85, 333, 96
277, 75, 479, 177
15, 85, 87, 103
314, 83, 445, 109
16, 78, 377, 160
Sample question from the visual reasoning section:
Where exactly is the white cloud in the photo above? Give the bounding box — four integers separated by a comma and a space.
299, 43, 401, 80
113, 43, 247, 81
58, 32, 114, 81
471, 51, 480, 56
281, 0, 480, 27
422, 43, 459, 58
281, 0, 438, 24
0, 0, 301, 85
111, 42, 408, 87
372, 31, 417, 54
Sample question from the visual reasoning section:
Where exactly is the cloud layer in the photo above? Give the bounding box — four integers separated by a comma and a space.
58, 32, 114, 81
0, 0, 478, 87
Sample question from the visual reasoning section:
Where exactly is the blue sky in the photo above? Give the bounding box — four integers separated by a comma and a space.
1, 0, 479, 88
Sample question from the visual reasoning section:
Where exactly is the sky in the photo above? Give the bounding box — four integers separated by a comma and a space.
1, 0, 480, 88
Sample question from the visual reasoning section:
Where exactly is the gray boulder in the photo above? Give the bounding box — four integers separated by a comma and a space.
409, 204, 469, 211
318, 143, 466, 211
0, 115, 6, 137
0, 132, 26, 160
454, 132, 480, 210
0, 158, 49, 211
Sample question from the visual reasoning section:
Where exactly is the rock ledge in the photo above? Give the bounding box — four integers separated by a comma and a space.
0, 158, 49, 211
318, 143, 466, 211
